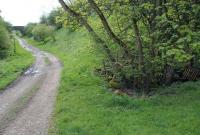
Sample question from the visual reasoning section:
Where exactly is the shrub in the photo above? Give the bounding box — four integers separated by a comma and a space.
0, 18, 11, 59
25, 23, 37, 37
32, 24, 55, 41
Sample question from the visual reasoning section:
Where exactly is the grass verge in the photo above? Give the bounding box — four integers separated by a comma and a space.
27, 28, 200, 135
0, 39, 34, 90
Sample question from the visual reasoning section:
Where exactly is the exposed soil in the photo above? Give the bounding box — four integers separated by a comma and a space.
0, 38, 62, 135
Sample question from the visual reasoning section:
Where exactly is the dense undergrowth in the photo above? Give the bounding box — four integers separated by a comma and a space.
25, 0, 200, 92
27, 28, 200, 135
56, 0, 200, 92
0, 17, 11, 59
0, 40, 34, 90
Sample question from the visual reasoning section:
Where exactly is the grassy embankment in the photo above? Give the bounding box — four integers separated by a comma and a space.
0, 39, 34, 90
27, 28, 200, 135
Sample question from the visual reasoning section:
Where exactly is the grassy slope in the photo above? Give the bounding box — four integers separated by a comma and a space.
28, 29, 200, 135
0, 40, 34, 90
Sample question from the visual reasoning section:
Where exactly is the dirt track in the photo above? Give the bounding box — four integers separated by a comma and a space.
0, 39, 62, 135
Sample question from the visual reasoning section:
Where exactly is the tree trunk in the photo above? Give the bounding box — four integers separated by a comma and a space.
87, 0, 132, 60
158, 0, 163, 16
132, 19, 144, 72
129, 0, 150, 91
165, 65, 174, 85
58, 0, 116, 63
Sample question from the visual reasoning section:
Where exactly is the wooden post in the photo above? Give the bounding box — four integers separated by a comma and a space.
13, 38, 16, 53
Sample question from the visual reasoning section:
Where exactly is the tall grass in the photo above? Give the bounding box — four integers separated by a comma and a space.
0, 40, 34, 90
0, 19, 11, 59
27, 28, 200, 135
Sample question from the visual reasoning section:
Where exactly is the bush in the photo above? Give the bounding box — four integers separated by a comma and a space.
32, 24, 55, 41
25, 23, 37, 37
39, 9, 63, 30
47, 8, 63, 29
0, 18, 11, 59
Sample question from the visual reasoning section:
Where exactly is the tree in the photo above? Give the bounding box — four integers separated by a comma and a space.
87, 0, 132, 60
47, 8, 63, 29
0, 17, 11, 59
32, 24, 55, 42
25, 23, 37, 37
40, 15, 48, 24
57, 0, 200, 93
58, 0, 116, 63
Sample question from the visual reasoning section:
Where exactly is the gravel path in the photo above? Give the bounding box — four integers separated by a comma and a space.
0, 39, 62, 135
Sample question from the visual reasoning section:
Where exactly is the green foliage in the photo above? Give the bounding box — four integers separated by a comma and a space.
32, 24, 55, 41
4, 21, 12, 32
55, 10, 80, 31
25, 0, 200, 92
28, 28, 200, 135
14, 30, 23, 37
39, 8, 63, 30
0, 40, 34, 90
40, 15, 48, 24
0, 17, 11, 59
25, 23, 37, 37
53, 0, 200, 92
47, 8, 63, 29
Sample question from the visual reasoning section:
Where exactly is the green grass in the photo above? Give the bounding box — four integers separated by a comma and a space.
0, 40, 34, 90
27, 28, 200, 135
